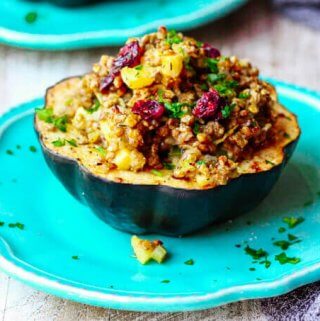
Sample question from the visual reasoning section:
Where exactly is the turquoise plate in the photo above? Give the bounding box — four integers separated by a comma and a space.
0, 0, 247, 50
0, 79, 320, 312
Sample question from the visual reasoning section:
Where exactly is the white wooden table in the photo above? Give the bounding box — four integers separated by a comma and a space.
0, 1, 319, 320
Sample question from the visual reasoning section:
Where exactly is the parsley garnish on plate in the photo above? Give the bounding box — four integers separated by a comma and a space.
8, 222, 25, 230
221, 103, 236, 119
71, 255, 80, 260
29, 146, 37, 153
184, 259, 194, 265
278, 227, 286, 233
161, 279, 170, 283
6, 149, 14, 156
0, 222, 4, 227
282, 216, 305, 228
275, 252, 301, 265
25, 12, 38, 24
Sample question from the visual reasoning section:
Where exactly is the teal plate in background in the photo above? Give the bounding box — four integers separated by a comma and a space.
0, 79, 319, 312
0, 0, 247, 50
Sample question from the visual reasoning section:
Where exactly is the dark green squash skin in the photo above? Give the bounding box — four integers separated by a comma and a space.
35, 122, 299, 236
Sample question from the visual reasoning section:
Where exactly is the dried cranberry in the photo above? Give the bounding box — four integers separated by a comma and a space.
112, 40, 143, 73
132, 100, 165, 121
100, 74, 115, 93
203, 43, 221, 58
100, 41, 143, 94
193, 89, 223, 120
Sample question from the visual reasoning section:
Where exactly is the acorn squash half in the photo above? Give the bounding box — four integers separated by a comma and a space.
35, 77, 300, 236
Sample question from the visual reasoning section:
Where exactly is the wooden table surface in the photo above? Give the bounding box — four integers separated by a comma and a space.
0, 1, 319, 320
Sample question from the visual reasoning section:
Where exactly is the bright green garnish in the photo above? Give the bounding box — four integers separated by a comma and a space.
275, 252, 301, 265
151, 169, 163, 177
36, 107, 68, 132
166, 30, 182, 45
278, 227, 286, 233
71, 255, 79, 260
161, 279, 170, 283
25, 12, 38, 24
29, 146, 37, 153
164, 102, 194, 118
184, 259, 194, 265
95, 146, 107, 156
239, 92, 250, 99
135, 65, 143, 70
193, 122, 200, 135
87, 99, 101, 114
245, 246, 268, 260
8, 222, 25, 230
0, 222, 4, 227
52, 139, 65, 147
205, 58, 219, 73
196, 160, 205, 166
52, 139, 77, 147
207, 73, 226, 84
221, 103, 236, 119
6, 150, 14, 155
282, 216, 305, 228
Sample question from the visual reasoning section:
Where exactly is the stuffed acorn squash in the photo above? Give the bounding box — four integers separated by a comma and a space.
35, 27, 300, 236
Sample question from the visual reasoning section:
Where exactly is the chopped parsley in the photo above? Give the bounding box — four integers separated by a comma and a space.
164, 101, 194, 118
184, 259, 194, 265
205, 58, 219, 73
87, 99, 101, 114
71, 255, 79, 260
151, 169, 163, 177
193, 122, 200, 135
8, 222, 25, 230
196, 160, 205, 166
166, 30, 182, 45
0, 222, 4, 227
282, 216, 305, 228
245, 246, 268, 260
239, 92, 250, 99
6, 149, 14, 155
249, 267, 256, 271
52, 139, 65, 147
29, 146, 37, 153
52, 139, 77, 147
95, 146, 107, 157
25, 11, 38, 24
135, 65, 143, 70
221, 103, 236, 119
207, 73, 226, 84
161, 279, 170, 283
273, 233, 300, 250
278, 227, 286, 233
214, 80, 238, 97
275, 252, 301, 265
36, 107, 68, 132
16, 145, 21, 150
66, 139, 77, 147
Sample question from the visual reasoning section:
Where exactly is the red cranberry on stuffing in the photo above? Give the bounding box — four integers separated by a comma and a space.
203, 43, 221, 58
192, 89, 223, 120
132, 100, 165, 121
